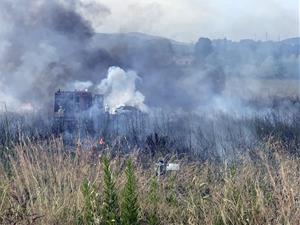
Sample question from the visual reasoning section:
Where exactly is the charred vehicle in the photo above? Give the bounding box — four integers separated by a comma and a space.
53, 90, 104, 136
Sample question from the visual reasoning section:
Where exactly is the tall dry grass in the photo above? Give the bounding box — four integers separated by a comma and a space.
0, 138, 299, 225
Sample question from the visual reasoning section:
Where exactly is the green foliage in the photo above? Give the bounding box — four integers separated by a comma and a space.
80, 178, 100, 225
102, 156, 120, 225
121, 160, 139, 225
146, 178, 160, 225
147, 214, 160, 225
165, 175, 178, 206
148, 178, 159, 205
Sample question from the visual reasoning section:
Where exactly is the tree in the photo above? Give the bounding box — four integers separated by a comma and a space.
194, 37, 213, 64
121, 160, 139, 225
102, 156, 120, 225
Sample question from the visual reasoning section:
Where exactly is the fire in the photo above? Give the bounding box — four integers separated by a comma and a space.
99, 138, 105, 145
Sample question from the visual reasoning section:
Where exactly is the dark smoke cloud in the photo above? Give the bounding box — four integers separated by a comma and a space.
45, 3, 94, 40
0, 0, 113, 111
0, 0, 299, 117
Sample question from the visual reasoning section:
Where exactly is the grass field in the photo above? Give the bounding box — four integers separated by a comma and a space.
0, 138, 299, 225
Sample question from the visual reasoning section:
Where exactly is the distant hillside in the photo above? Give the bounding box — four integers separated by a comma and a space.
92, 32, 299, 58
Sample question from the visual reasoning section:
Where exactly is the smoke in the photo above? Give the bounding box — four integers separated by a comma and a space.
0, 0, 298, 118
97, 67, 148, 113
0, 0, 298, 160
67, 81, 93, 91
0, 0, 110, 111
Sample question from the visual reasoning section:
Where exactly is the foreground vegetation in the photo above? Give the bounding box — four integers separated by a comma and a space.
0, 137, 299, 225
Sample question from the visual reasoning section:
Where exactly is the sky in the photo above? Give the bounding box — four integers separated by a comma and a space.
80, 0, 299, 42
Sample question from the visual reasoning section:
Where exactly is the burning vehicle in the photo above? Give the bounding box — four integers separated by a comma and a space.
52, 89, 145, 140
53, 89, 104, 135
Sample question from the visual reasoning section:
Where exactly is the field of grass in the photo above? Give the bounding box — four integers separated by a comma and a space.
0, 138, 299, 225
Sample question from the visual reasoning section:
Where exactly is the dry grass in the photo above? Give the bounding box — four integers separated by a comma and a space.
0, 138, 299, 225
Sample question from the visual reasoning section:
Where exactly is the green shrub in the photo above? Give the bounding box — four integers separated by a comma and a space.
80, 178, 100, 225
146, 178, 160, 225
102, 156, 120, 225
121, 160, 139, 225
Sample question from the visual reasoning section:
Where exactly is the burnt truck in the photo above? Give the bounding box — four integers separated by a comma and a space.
52, 90, 145, 141
53, 90, 104, 136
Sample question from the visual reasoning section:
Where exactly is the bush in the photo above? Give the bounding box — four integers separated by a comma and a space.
80, 179, 100, 225
121, 160, 139, 225
102, 156, 120, 225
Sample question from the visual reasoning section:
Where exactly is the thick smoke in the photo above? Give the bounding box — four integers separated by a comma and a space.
67, 81, 93, 91
0, 0, 298, 160
0, 0, 110, 111
97, 67, 148, 113
0, 0, 298, 117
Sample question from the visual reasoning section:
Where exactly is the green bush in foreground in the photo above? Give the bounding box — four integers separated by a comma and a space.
80, 179, 99, 225
102, 156, 120, 225
121, 160, 139, 225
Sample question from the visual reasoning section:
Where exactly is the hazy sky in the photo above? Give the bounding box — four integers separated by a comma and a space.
82, 0, 299, 42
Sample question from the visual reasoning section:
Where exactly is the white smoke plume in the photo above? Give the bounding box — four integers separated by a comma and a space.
67, 80, 93, 91
97, 66, 148, 113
